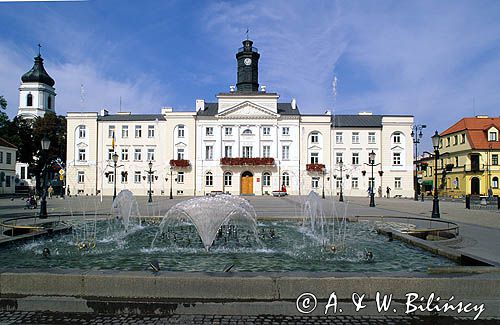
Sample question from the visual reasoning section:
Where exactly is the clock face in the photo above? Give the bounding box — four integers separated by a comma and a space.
244, 58, 252, 66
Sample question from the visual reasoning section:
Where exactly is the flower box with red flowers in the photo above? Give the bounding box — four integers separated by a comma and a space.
306, 164, 326, 172
220, 157, 275, 166
169, 159, 191, 168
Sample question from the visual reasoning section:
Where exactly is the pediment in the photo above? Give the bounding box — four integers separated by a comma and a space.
76, 142, 88, 148
175, 141, 187, 148
217, 101, 279, 119
391, 145, 404, 151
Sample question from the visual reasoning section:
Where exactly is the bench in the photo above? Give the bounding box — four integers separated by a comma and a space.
272, 191, 287, 197
210, 191, 224, 197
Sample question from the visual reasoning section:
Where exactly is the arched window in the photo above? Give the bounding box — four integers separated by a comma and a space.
493, 177, 499, 189
205, 172, 213, 186
282, 172, 290, 187
26, 94, 33, 107
47, 96, 52, 110
262, 172, 271, 186
242, 129, 252, 135
224, 172, 232, 186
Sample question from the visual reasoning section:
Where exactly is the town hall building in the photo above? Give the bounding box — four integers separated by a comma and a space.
65, 39, 414, 198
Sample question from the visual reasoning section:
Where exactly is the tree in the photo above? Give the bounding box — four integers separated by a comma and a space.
0, 95, 9, 127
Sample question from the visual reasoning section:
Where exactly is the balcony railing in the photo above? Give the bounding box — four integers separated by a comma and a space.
169, 159, 191, 168
220, 157, 274, 166
306, 163, 326, 172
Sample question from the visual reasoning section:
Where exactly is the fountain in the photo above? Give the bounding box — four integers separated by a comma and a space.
154, 194, 258, 251
111, 189, 141, 231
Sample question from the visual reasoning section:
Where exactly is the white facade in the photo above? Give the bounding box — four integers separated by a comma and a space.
0, 138, 17, 194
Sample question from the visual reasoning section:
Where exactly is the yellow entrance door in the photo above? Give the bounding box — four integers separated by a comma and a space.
241, 176, 254, 195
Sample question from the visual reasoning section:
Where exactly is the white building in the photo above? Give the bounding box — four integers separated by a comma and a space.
0, 137, 17, 194
65, 39, 414, 198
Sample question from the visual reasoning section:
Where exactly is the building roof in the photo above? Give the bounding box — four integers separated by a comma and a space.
332, 115, 383, 128
0, 137, 17, 149
196, 102, 301, 116
21, 55, 55, 87
440, 117, 500, 150
98, 114, 165, 121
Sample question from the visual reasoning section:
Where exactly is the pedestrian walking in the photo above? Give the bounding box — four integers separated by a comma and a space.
48, 185, 54, 199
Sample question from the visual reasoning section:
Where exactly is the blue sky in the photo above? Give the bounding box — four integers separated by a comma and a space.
1, 0, 500, 149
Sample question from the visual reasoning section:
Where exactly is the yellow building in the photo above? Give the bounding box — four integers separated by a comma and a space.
425, 116, 500, 197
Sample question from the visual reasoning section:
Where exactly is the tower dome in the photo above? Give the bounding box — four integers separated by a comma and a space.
21, 54, 55, 87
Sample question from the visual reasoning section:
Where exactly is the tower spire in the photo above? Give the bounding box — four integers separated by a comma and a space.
38, 43, 41, 56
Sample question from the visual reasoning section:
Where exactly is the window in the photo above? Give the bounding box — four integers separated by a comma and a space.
493, 154, 498, 166
311, 177, 320, 189
47, 96, 52, 110
206, 127, 213, 136
335, 132, 343, 144
368, 177, 375, 189
263, 172, 271, 186
107, 171, 114, 183
205, 172, 213, 186
108, 125, 115, 138
282, 146, 289, 160
224, 172, 232, 186
6, 153, 11, 164
311, 132, 319, 144
263, 127, 271, 136
455, 156, 459, 167
148, 125, 155, 138
393, 152, 401, 165
310, 152, 319, 164
134, 148, 142, 161
352, 132, 360, 144
446, 137, 451, 147
489, 131, 498, 141
78, 149, 86, 161
135, 125, 142, 138
205, 146, 213, 160
352, 152, 359, 165
282, 172, 290, 187
335, 152, 343, 164
121, 148, 129, 161
108, 149, 114, 160
461, 134, 466, 144
224, 127, 232, 136
394, 177, 402, 189
79, 126, 86, 138
121, 171, 128, 183
147, 148, 155, 161
177, 148, 185, 160
454, 177, 459, 189
172, 171, 182, 183
352, 177, 359, 189
262, 145, 270, 158
77, 171, 85, 183
368, 132, 376, 144
242, 129, 252, 135
26, 94, 33, 106
336, 180, 342, 189
0, 152, 2, 163
224, 146, 232, 158
134, 171, 141, 183
393, 132, 401, 144
282, 127, 290, 135
493, 177, 499, 189
122, 125, 128, 138
243, 146, 253, 158
178, 125, 185, 138
453, 135, 458, 145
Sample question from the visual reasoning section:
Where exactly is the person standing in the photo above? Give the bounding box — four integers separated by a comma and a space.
386, 186, 391, 198
48, 185, 54, 199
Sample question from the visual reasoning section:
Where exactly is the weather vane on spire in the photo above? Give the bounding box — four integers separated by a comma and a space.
37, 43, 42, 56
246, 28, 249, 40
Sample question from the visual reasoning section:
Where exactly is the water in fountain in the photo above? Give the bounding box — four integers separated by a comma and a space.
111, 189, 141, 231
153, 194, 258, 251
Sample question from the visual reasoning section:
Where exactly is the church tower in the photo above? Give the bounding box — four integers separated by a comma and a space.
235, 39, 260, 92
17, 47, 56, 119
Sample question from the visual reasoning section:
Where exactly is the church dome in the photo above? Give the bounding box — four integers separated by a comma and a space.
21, 54, 55, 87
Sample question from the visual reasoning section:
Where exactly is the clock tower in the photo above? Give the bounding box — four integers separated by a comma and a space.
236, 39, 260, 92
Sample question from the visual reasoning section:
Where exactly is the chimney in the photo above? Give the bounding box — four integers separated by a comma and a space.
358, 111, 372, 115
229, 85, 236, 92
291, 98, 297, 110
100, 109, 108, 116
325, 110, 332, 115
196, 99, 205, 112
476, 115, 489, 118
260, 85, 266, 92
161, 107, 173, 114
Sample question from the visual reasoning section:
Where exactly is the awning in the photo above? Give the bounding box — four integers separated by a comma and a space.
421, 180, 433, 186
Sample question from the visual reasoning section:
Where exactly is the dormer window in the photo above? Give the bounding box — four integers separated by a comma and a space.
27, 94, 33, 107
489, 131, 498, 141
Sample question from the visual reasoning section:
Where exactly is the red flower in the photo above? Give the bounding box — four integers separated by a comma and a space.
220, 157, 275, 166
306, 164, 326, 172
169, 159, 191, 168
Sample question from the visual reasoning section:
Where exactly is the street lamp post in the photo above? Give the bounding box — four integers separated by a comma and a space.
39, 136, 51, 219
112, 152, 119, 201
431, 131, 441, 218
322, 168, 326, 199
365, 150, 380, 207
411, 124, 427, 201
147, 161, 154, 203
169, 168, 173, 199
339, 161, 344, 202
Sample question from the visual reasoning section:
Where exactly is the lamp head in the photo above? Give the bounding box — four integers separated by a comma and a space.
431, 131, 440, 150
369, 150, 376, 162
148, 161, 153, 169
41, 136, 51, 151
112, 152, 119, 163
